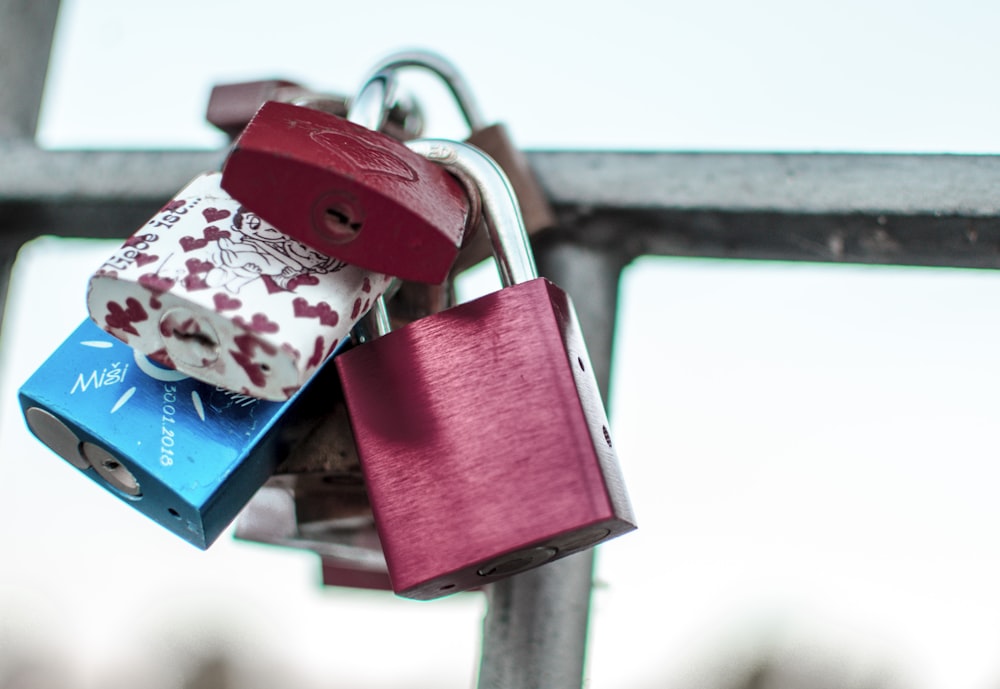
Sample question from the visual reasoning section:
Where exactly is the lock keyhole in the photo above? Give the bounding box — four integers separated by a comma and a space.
312, 191, 366, 244
322, 204, 363, 242
160, 308, 220, 367
173, 328, 217, 351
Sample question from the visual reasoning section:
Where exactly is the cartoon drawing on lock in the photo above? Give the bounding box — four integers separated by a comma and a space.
205, 208, 345, 293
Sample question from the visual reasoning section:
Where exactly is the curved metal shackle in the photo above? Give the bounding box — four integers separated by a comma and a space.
356, 49, 487, 133
346, 68, 399, 131
406, 139, 538, 288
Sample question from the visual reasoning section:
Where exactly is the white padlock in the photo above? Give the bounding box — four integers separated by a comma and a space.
87, 172, 391, 400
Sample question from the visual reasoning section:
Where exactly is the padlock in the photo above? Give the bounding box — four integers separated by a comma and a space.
335, 140, 636, 600
86, 171, 392, 400
357, 49, 557, 273
18, 318, 360, 549
205, 78, 425, 142
219, 98, 471, 284
234, 485, 392, 591
207, 79, 317, 138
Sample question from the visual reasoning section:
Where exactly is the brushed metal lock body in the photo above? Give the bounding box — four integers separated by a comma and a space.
87, 172, 391, 400
220, 101, 471, 284
336, 140, 635, 600
19, 318, 355, 549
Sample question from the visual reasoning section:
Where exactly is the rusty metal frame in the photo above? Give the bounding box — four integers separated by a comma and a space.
2, 1, 999, 687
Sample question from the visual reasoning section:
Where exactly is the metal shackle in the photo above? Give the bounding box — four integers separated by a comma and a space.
359, 139, 536, 341
346, 68, 399, 132
406, 138, 537, 287
355, 49, 487, 134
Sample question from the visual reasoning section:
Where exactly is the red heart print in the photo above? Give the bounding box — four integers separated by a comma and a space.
104, 297, 149, 336
260, 276, 284, 294
280, 342, 300, 361
134, 252, 158, 267
138, 273, 175, 294
293, 297, 339, 326
182, 273, 209, 291
235, 313, 279, 334
185, 258, 214, 274
230, 349, 267, 388
286, 274, 319, 291
306, 336, 326, 368
204, 226, 231, 241
203, 208, 231, 223
213, 293, 241, 311
147, 348, 175, 368
361, 277, 372, 293
180, 236, 208, 252
234, 333, 277, 357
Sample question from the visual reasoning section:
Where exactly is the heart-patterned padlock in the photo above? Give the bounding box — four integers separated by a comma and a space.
87, 171, 392, 400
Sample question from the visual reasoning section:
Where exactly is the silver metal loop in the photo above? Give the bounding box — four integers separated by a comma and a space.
357, 49, 487, 133
406, 139, 537, 288
346, 69, 398, 132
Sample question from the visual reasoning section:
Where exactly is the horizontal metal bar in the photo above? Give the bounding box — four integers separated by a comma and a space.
531, 151, 1000, 216
6, 145, 1000, 215
3, 144, 999, 269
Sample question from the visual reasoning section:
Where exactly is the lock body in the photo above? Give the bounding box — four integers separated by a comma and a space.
336, 278, 635, 599
87, 172, 391, 400
19, 319, 350, 549
220, 101, 470, 283
207, 79, 316, 138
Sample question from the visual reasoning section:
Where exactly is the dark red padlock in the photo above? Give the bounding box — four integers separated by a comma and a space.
357, 49, 557, 273
220, 100, 470, 284
335, 140, 636, 600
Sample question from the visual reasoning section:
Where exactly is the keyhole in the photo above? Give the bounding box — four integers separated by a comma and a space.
173, 328, 217, 350
160, 308, 220, 367
81, 441, 141, 497
322, 204, 363, 242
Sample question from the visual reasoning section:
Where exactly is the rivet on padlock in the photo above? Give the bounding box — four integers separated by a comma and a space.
86, 171, 392, 400
18, 318, 359, 549
219, 89, 472, 283
335, 140, 636, 600
357, 49, 557, 273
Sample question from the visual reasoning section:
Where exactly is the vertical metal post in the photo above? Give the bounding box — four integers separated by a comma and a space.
0, 0, 61, 140
477, 236, 628, 689
0, 0, 62, 337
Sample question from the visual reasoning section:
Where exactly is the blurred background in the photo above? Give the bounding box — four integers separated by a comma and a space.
2, 0, 1000, 687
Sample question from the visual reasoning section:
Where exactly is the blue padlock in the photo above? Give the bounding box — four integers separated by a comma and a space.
19, 318, 347, 549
